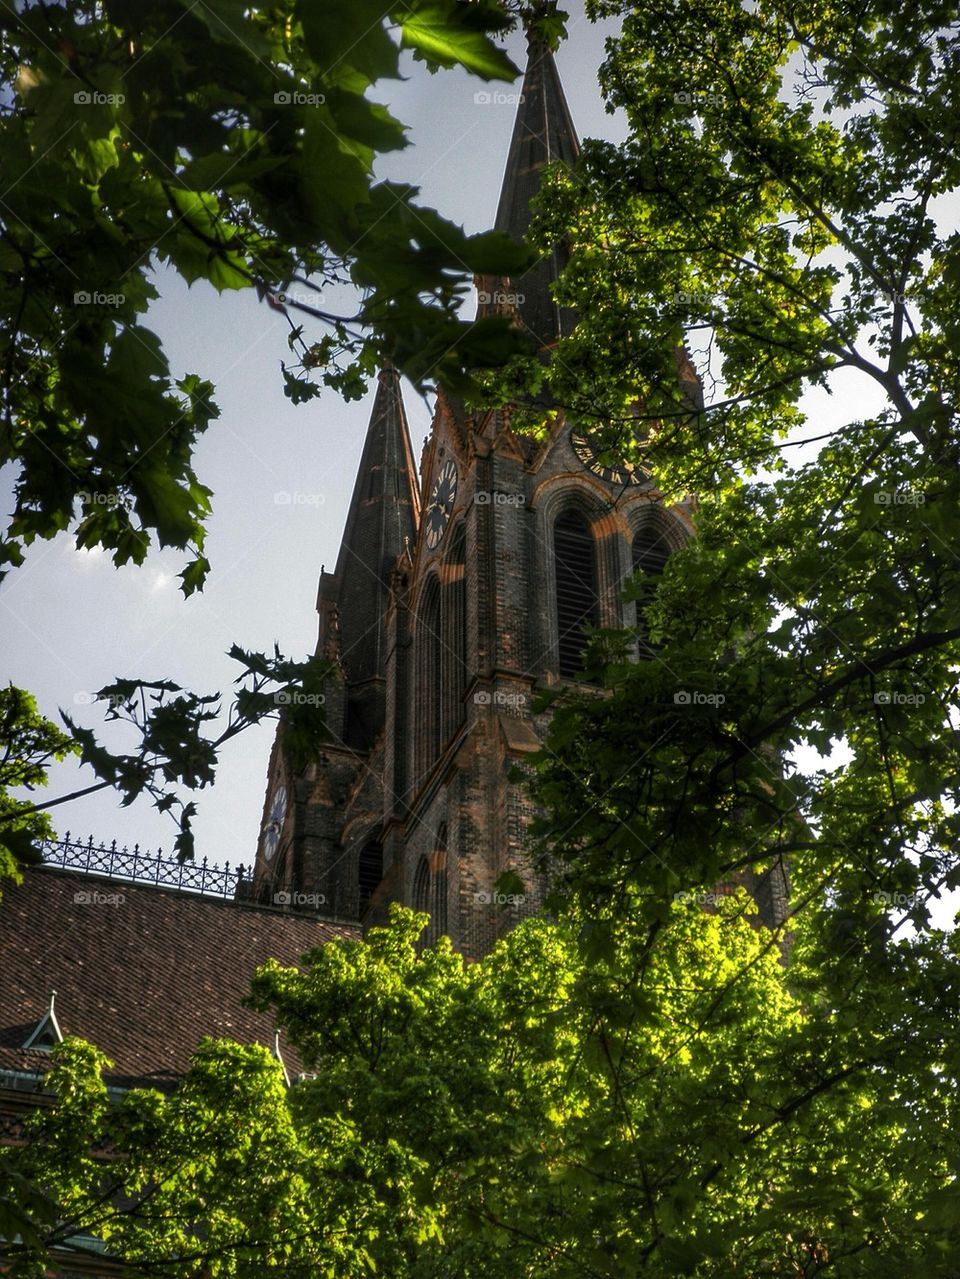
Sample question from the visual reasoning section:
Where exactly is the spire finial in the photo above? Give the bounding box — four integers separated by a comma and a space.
483, 22, 579, 346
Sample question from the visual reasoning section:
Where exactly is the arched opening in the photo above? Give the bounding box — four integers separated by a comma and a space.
442, 526, 467, 742
432, 823, 448, 940
631, 519, 673, 657
413, 855, 431, 932
358, 842, 383, 919
554, 509, 599, 678
415, 576, 443, 782
412, 824, 449, 949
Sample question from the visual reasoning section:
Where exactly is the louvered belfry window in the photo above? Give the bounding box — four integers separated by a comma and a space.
632, 522, 672, 657
554, 509, 599, 678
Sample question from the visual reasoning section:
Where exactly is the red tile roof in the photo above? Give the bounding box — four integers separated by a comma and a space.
0, 867, 360, 1088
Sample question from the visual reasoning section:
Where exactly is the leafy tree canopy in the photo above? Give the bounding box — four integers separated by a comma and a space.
482, 0, 960, 1264
5, 4, 960, 1274
0, 0, 536, 590
0, 685, 78, 882
5, 904, 960, 1276
515, 0, 960, 966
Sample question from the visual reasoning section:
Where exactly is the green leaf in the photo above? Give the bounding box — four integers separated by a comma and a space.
179, 556, 210, 597
299, 0, 399, 82
400, 9, 518, 80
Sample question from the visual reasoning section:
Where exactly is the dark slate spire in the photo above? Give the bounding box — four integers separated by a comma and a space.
317, 366, 419, 749
482, 35, 580, 346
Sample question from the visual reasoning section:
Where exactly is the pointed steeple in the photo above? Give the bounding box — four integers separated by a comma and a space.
317, 366, 420, 749
481, 35, 580, 346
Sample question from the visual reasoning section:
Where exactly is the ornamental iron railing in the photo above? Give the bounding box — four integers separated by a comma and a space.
39, 833, 251, 900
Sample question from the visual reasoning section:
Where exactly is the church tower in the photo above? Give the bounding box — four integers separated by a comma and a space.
253, 36, 702, 957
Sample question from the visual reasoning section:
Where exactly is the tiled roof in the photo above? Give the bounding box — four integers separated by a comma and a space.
0, 866, 360, 1088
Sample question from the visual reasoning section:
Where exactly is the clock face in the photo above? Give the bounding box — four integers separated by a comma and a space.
424, 458, 458, 550
261, 783, 287, 862
571, 431, 649, 487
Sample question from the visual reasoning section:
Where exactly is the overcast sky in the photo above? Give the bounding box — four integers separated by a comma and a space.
1, 7, 631, 871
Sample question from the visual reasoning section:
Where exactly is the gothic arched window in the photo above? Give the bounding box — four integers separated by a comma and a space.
412, 829, 448, 949
413, 855, 431, 952
442, 526, 467, 742
432, 823, 448, 939
416, 575, 443, 781
413, 855, 431, 912
554, 509, 599, 678
631, 519, 673, 657
358, 842, 382, 919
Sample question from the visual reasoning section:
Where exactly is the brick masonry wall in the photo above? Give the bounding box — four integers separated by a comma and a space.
260, 402, 787, 955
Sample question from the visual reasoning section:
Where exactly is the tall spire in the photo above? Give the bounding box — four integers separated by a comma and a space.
483, 34, 580, 346
317, 365, 420, 750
